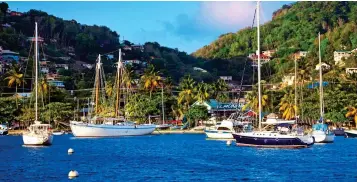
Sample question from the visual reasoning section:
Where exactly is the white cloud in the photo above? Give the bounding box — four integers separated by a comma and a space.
198, 2, 257, 31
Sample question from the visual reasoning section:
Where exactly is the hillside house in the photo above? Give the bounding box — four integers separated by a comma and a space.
49, 80, 65, 88
334, 51, 351, 66
294, 51, 308, 59
315, 62, 331, 71
123, 45, 132, 51
40, 67, 49, 74
0, 49, 20, 62
55, 64, 69, 70
46, 73, 60, 80
282, 74, 295, 86
262, 49, 276, 57
132, 44, 144, 52
248, 53, 271, 67
346, 68, 357, 75
193, 67, 208, 73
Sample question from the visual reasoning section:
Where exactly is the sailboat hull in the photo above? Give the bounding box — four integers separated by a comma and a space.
312, 130, 335, 143
23, 133, 53, 146
70, 122, 156, 137
233, 132, 314, 148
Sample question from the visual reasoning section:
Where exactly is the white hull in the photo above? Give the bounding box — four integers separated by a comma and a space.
312, 131, 335, 143
23, 133, 53, 146
205, 131, 233, 139
70, 122, 156, 137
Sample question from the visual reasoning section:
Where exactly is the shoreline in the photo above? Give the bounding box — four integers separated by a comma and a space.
6, 129, 205, 136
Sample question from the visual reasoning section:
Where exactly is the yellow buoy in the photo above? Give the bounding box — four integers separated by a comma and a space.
68, 148, 74, 154
68, 170, 79, 179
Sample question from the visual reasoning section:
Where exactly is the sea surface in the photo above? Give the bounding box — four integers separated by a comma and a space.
0, 134, 356, 182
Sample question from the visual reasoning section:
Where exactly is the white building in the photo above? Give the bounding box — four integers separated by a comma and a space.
315, 62, 331, 71
40, 67, 49, 74
346, 68, 357, 75
193, 67, 207, 73
282, 75, 295, 86
334, 51, 351, 66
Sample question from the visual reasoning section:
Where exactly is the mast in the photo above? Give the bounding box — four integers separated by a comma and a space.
257, 1, 262, 131
35, 22, 38, 121
318, 32, 324, 123
161, 86, 165, 124
115, 49, 122, 117
95, 55, 101, 114
294, 55, 297, 124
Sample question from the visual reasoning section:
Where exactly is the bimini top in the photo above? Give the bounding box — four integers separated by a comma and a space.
312, 123, 328, 131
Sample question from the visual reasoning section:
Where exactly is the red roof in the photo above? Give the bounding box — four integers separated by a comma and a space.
249, 54, 270, 60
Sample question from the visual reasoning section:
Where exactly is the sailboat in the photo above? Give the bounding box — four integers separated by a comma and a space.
156, 86, 170, 130
311, 33, 335, 143
70, 49, 156, 137
232, 2, 314, 148
23, 22, 53, 146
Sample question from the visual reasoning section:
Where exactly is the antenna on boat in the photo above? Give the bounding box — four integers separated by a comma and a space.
35, 22, 39, 122
257, 1, 262, 131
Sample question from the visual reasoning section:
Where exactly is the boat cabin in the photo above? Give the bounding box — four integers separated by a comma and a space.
28, 123, 52, 133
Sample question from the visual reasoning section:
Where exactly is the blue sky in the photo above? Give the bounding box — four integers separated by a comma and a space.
7, 1, 292, 53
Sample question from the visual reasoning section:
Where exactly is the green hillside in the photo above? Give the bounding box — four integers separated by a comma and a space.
194, 1, 357, 60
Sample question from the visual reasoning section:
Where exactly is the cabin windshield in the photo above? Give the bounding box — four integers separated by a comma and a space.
217, 127, 230, 131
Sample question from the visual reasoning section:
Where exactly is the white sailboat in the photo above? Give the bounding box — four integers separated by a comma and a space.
311, 32, 335, 143
70, 49, 156, 137
232, 2, 314, 148
23, 22, 53, 146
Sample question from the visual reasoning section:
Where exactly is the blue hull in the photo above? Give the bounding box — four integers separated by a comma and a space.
345, 131, 357, 138
232, 133, 313, 148
333, 129, 345, 136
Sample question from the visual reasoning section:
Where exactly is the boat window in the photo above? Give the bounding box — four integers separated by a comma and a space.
217, 127, 230, 131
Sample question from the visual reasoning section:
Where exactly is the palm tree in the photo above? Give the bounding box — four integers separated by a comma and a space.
141, 66, 161, 98
195, 82, 211, 103
242, 88, 269, 114
177, 76, 196, 111
278, 89, 297, 120
105, 80, 114, 97
345, 106, 357, 129
5, 65, 25, 108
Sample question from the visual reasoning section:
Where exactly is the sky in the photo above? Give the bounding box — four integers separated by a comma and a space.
7, 1, 293, 54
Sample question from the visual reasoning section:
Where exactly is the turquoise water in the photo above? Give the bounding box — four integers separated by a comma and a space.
0, 134, 356, 181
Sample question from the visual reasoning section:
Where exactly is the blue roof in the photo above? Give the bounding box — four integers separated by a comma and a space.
207, 99, 242, 111
308, 81, 328, 89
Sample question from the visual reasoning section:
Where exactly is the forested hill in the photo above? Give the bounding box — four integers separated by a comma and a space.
0, 7, 120, 63
193, 1, 357, 61
0, 3, 252, 84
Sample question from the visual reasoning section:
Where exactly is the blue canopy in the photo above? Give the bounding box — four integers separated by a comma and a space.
312, 123, 328, 131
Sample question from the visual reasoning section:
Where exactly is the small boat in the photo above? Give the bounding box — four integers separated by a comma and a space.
70, 51, 156, 137
22, 23, 53, 146
205, 118, 252, 139
262, 113, 295, 125
311, 32, 335, 143
0, 124, 8, 135
23, 121, 53, 146
233, 131, 314, 148
312, 123, 335, 143
156, 124, 171, 130
232, 2, 314, 149
344, 130, 357, 138
333, 128, 345, 136
52, 131, 65, 136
